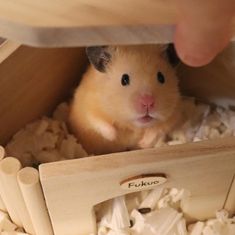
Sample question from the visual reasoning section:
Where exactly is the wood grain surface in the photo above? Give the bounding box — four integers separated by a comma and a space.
0, 45, 87, 145
40, 137, 235, 235
0, 0, 234, 47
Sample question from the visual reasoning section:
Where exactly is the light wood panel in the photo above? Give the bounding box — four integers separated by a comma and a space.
0, 45, 87, 145
40, 137, 235, 235
0, 0, 234, 47
0, 0, 177, 27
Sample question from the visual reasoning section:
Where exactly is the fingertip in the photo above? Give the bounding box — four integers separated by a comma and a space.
174, 22, 230, 67
174, 45, 216, 67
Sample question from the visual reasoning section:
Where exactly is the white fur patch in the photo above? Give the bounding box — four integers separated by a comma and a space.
89, 116, 117, 141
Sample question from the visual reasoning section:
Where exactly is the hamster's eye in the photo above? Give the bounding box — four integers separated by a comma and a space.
157, 71, 165, 84
121, 74, 130, 86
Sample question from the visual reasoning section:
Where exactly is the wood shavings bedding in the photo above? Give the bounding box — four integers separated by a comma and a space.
6, 103, 88, 167
0, 188, 233, 235
155, 97, 235, 147
5, 97, 235, 166
95, 188, 235, 235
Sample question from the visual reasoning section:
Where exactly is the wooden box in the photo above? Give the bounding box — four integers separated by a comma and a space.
0, 1, 234, 235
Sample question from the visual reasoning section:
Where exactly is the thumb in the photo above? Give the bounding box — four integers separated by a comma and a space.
174, 1, 234, 67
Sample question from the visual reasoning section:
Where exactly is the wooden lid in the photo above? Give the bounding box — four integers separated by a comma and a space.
0, 0, 207, 47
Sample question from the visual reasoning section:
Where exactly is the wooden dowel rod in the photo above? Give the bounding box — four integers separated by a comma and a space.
18, 167, 54, 235
0, 157, 35, 234
0, 157, 22, 227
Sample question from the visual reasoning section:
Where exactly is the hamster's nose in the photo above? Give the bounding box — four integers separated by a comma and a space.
136, 94, 155, 113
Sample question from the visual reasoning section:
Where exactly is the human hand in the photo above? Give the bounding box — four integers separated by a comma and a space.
174, 0, 235, 67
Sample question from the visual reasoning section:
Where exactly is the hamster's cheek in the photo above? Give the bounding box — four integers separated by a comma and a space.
156, 84, 180, 118
105, 87, 134, 121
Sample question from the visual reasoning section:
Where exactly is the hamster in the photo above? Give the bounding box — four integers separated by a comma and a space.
69, 45, 182, 155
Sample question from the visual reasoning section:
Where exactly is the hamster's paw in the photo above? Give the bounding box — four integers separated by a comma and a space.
138, 130, 157, 149
92, 118, 117, 141
100, 125, 117, 141
138, 137, 153, 149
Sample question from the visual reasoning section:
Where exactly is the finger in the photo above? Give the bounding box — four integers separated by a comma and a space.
174, 21, 232, 67
174, 0, 235, 67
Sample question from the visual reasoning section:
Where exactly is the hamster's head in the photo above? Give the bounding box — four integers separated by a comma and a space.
86, 45, 181, 128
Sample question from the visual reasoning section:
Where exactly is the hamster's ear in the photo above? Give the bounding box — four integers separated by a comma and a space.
86, 46, 111, 72
166, 43, 180, 67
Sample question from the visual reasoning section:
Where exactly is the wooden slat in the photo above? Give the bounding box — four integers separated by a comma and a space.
40, 137, 235, 235
0, 0, 234, 47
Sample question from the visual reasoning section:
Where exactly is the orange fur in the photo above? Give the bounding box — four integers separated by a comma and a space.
69, 45, 182, 155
